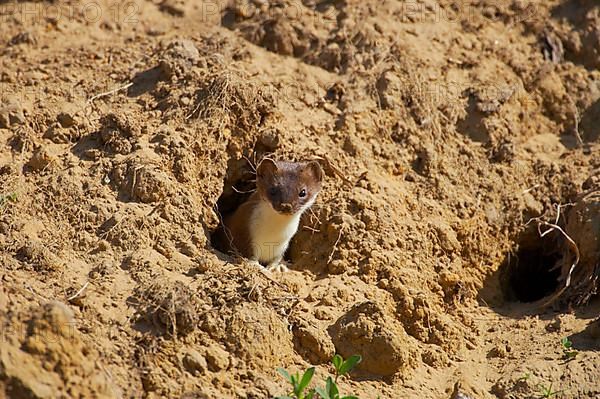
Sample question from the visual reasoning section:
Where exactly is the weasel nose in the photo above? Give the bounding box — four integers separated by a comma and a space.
280, 203, 293, 213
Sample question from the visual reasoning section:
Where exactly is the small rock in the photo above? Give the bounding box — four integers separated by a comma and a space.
293, 324, 335, 364
257, 129, 280, 151
183, 349, 208, 375
205, 345, 229, 371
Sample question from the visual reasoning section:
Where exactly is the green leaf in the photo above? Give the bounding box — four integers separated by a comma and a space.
277, 368, 293, 384
326, 377, 339, 397
332, 354, 343, 372
298, 367, 315, 393
315, 387, 330, 399
561, 338, 572, 348
275, 397, 294, 399
306, 390, 315, 399
341, 396, 359, 399
339, 355, 362, 376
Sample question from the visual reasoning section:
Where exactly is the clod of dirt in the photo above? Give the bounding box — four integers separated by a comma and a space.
156, 39, 201, 81
189, 69, 274, 134
57, 110, 78, 129
534, 70, 572, 130
183, 349, 208, 375
222, 302, 295, 369
430, 220, 461, 254
224, 1, 320, 58
204, 345, 230, 372
293, 323, 336, 364
0, 99, 25, 128
413, 144, 438, 177
25, 301, 75, 341
142, 280, 200, 337
0, 345, 62, 398
131, 166, 171, 203
376, 70, 402, 109
260, 19, 296, 56
330, 301, 417, 377
255, 129, 281, 152
583, 171, 600, 191
43, 124, 81, 144
99, 113, 142, 155
0, 301, 113, 398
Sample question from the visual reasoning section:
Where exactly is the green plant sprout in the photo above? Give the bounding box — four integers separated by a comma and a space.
560, 337, 578, 359
276, 366, 316, 399
314, 354, 362, 399
276, 354, 363, 399
517, 372, 531, 382
538, 382, 563, 398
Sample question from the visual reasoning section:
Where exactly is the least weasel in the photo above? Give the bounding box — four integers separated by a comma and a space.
222, 159, 323, 272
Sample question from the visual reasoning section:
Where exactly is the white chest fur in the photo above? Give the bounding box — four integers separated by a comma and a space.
248, 200, 302, 264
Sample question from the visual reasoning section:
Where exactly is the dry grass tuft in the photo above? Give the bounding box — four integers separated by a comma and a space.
187, 68, 275, 135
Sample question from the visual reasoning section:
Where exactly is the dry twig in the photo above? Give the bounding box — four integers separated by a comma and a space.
86, 82, 133, 105
67, 281, 90, 302
327, 225, 344, 265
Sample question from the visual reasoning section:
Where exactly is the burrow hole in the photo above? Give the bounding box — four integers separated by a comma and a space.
501, 227, 563, 303
210, 155, 258, 255
210, 138, 283, 258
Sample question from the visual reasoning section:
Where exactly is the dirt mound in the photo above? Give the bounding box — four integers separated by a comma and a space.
0, 302, 113, 398
1, 0, 600, 398
330, 301, 417, 377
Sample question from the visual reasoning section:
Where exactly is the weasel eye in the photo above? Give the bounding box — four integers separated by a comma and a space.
299, 189, 307, 198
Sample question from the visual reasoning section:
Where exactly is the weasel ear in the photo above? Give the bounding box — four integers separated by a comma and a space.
257, 158, 278, 177
305, 161, 323, 183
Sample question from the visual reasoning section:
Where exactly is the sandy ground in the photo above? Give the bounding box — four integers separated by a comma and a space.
0, 0, 599, 398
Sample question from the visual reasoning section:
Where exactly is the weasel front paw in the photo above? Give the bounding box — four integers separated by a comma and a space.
266, 262, 290, 273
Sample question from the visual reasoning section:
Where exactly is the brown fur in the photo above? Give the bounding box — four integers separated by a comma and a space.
219, 159, 323, 262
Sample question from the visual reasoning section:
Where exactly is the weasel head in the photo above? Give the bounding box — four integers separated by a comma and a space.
255, 159, 323, 216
